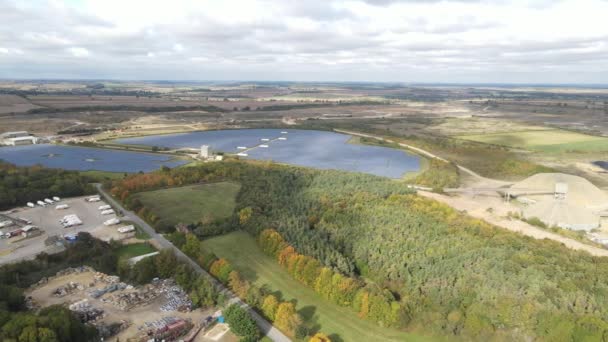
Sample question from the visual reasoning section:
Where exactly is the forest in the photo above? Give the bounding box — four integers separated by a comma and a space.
0, 161, 94, 210
111, 161, 608, 341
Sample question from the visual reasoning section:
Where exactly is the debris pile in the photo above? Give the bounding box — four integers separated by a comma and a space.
137, 317, 193, 342
69, 299, 105, 323
53, 281, 84, 297
90, 282, 129, 299
159, 279, 192, 312
101, 287, 159, 310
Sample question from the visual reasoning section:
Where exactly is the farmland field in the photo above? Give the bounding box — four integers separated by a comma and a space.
201, 231, 434, 342
132, 182, 240, 225
457, 129, 608, 153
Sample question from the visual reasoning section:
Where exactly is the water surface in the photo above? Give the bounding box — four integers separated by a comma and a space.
0, 144, 186, 172
117, 129, 420, 178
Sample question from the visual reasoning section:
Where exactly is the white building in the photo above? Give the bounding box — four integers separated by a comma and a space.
3, 136, 37, 146
200, 145, 211, 158
1, 131, 37, 145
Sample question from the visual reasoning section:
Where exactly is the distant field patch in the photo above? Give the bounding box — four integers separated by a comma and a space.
132, 182, 240, 225
201, 231, 429, 342
457, 129, 608, 153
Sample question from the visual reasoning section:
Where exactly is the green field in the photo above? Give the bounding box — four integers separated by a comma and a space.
457, 129, 608, 153
202, 231, 434, 342
80, 170, 128, 182
115, 242, 156, 260
133, 182, 240, 225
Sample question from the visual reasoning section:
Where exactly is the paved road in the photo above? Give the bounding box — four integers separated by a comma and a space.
95, 184, 291, 342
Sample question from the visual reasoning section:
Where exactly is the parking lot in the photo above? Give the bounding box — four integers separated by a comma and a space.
0, 195, 121, 265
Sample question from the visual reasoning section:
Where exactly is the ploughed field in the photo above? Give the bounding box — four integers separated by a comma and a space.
116, 129, 421, 178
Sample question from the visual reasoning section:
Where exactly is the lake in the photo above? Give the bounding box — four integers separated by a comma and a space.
116, 129, 421, 178
0, 144, 187, 172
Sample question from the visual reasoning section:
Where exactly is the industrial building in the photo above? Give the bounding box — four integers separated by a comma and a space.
1, 131, 38, 145
509, 173, 608, 231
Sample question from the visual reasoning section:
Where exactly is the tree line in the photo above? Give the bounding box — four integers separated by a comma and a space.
0, 162, 95, 211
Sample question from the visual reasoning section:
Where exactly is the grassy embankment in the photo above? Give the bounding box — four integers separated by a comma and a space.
131, 182, 240, 226
202, 231, 434, 342
457, 129, 608, 153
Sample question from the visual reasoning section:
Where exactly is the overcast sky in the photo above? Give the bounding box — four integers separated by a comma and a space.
1, 0, 607, 83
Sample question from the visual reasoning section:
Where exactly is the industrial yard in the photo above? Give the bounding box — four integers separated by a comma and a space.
27, 266, 236, 342
0, 195, 132, 265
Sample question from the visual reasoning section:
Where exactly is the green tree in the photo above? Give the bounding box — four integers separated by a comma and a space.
223, 304, 260, 341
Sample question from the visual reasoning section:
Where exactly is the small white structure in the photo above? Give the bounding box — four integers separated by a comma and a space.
117, 225, 135, 233
278, 137, 287, 141
55, 204, 69, 210
281, 131, 288, 134
98, 205, 112, 211
261, 138, 270, 142
104, 218, 120, 226
260, 144, 269, 148
101, 209, 115, 215
215, 155, 224, 161
200, 145, 210, 158
237, 152, 248, 157
237, 146, 247, 150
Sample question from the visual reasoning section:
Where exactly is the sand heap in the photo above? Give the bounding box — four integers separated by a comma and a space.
510, 173, 608, 231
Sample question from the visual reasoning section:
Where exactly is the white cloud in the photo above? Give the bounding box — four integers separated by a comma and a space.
0, 0, 607, 82
67, 47, 90, 57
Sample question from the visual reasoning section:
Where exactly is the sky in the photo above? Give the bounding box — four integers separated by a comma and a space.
0, 0, 607, 83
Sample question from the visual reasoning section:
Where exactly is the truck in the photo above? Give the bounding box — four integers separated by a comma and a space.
55, 204, 69, 210
98, 205, 112, 211
104, 218, 120, 226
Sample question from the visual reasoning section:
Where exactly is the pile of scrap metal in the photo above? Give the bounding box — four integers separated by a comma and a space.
68, 299, 105, 323
52, 281, 84, 297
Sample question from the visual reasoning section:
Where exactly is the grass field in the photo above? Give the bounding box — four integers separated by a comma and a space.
132, 182, 240, 225
202, 231, 434, 342
115, 242, 156, 260
80, 170, 128, 182
457, 129, 608, 153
